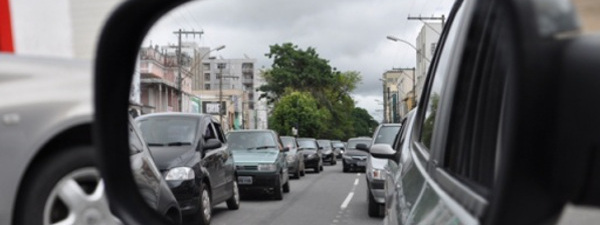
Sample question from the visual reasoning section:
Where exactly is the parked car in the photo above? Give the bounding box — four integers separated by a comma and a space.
296, 138, 324, 173
136, 113, 239, 224
331, 140, 345, 159
227, 130, 290, 200
280, 136, 306, 178
360, 123, 401, 217
342, 137, 372, 172
317, 139, 337, 165
0, 55, 181, 225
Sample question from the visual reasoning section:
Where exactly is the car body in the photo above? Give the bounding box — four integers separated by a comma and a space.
317, 139, 337, 165
331, 140, 345, 159
136, 113, 239, 223
342, 137, 372, 172
364, 123, 401, 217
296, 138, 324, 173
227, 130, 290, 200
0, 55, 181, 225
280, 136, 306, 178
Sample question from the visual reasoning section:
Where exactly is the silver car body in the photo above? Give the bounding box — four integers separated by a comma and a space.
0, 55, 93, 224
366, 124, 401, 204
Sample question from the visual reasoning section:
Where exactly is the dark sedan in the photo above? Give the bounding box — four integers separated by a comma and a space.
342, 137, 372, 172
136, 113, 239, 225
317, 139, 337, 165
296, 138, 324, 173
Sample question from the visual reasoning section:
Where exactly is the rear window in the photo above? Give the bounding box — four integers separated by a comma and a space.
374, 126, 401, 145
137, 117, 198, 145
347, 139, 371, 149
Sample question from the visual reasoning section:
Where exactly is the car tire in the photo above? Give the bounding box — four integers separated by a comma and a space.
320, 165, 324, 171
13, 145, 122, 225
368, 188, 381, 217
314, 166, 320, 173
274, 177, 283, 200
300, 167, 306, 176
197, 183, 212, 225
294, 169, 301, 179
283, 181, 290, 193
226, 180, 240, 210
343, 165, 349, 173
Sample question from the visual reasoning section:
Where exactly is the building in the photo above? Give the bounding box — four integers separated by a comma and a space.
138, 45, 194, 114
193, 57, 257, 131
382, 69, 401, 123
414, 22, 442, 104
396, 68, 416, 118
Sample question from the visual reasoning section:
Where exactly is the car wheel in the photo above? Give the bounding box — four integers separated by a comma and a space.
283, 181, 290, 193
197, 184, 212, 225
343, 165, 349, 173
368, 188, 381, 217
320, 165, 324, 171
274, 177, 283, 200
314, 166, 320, 173
294, 169, 301, 179
226, 180, 240, 210
13, 146, 122, 225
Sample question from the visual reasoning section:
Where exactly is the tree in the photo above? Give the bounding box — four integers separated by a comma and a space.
268, 91, 329, 138
351, 107, 379, 137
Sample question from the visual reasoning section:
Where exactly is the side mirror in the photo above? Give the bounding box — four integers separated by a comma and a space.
369, 143, 396, 160
281, 146, 290, 152
203, 139, 222, 151
318, 146, 324, 150
356, 143, 369, 152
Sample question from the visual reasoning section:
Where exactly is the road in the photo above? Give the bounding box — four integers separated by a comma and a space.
197, 161, 382, 225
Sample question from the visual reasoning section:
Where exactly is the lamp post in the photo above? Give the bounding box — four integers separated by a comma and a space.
386, 35, 431, 63
187, 45, 225, 114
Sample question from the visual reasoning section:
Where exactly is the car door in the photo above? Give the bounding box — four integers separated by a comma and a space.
200, 118, 228, 202
213, 120, 235, 200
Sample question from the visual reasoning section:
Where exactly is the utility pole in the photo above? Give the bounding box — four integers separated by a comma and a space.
217, 62, 239, 129
173, 29, 204, 112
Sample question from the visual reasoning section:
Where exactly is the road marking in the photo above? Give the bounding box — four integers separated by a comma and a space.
356, 173, 361, 176
354, 178, 359, 186
341, 192, 354, 209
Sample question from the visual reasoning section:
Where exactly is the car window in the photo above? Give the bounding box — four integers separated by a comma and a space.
419, 1, 467, 152
374, 126, 401, 145
297, 139, 318, 149
138, 117, 198, 145
347, 140, 371, 149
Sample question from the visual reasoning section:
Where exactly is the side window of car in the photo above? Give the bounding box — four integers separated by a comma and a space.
418, 0, 467, 152
213, 122, 226, 143
443, 0, 511, 193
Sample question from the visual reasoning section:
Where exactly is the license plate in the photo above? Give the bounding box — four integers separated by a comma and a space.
238, 176, 253, 185
357, 161, 366, 166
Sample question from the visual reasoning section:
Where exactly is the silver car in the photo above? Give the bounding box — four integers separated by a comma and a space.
0, 55, 181, 225
362, 123, 401, 217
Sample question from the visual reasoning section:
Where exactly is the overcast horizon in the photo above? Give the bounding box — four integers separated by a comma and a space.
144, 0, 454, 122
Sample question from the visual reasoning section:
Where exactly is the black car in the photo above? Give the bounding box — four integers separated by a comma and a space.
317, 139, 337, 165
342, 137, 372, 172
136, 113, 239, 225
296, 138, 324, 173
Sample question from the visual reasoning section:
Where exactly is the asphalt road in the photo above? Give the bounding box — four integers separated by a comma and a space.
197, 161, 382, 225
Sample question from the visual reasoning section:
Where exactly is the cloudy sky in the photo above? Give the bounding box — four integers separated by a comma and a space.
145, 0, 454, 121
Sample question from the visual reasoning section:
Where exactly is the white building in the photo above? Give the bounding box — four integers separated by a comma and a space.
414, 22, 442, 104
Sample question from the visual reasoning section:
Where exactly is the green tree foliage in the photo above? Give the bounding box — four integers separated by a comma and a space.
268, 91, 329, 137
261, 43, 378, 140
351, 107, 379, 137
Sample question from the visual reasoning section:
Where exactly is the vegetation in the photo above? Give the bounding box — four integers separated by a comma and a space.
259, 43, 378, 140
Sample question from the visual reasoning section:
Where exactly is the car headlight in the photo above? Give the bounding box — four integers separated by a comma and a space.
258, 163, 277, 171
286, 155, 296, 162
371, 169, 385, 180
165, 167, 194, 181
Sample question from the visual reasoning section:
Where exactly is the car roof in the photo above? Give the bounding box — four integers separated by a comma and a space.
136, 112, 213, 121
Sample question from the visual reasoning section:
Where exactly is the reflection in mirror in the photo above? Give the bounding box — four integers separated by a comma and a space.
122, 0, 462, 224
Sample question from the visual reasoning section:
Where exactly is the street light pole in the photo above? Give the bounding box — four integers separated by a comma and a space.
386, 35, 431, 63
218, 63, 225, 126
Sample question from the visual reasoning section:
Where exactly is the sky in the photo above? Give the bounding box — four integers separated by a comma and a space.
144, 0, 454, 122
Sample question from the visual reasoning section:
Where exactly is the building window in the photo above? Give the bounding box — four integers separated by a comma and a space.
203, 63, 210, 70
205, 84, 210, 90
204, 73, 210, 81
431, 42, 438, 56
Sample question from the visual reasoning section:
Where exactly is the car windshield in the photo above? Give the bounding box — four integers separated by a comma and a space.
348, 140, 371, 149
317, 140, 331, 149
296, 140, 318, 150
332, 142, 344, 148
137, 117, 198, 146
227, 132, 277, 150
374, 126, 401, 145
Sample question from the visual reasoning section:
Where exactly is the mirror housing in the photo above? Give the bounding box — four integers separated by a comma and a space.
369, 143, 396, 160
281, 146, 290, 152
203, 139, 222, 151
355, 143, 369, 152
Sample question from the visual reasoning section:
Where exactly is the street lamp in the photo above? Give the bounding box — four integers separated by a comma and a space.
386, 35, 431, 63
187, 45, 225, 114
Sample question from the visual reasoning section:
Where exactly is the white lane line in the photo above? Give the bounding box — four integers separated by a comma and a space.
354, 178, 359, 186
341, 192, 354, 209
356, 173, 361, 176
